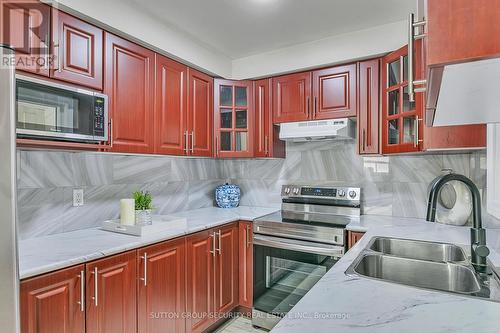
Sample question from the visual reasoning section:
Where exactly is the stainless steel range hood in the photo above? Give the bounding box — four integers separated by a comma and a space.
279, 118, 356, 142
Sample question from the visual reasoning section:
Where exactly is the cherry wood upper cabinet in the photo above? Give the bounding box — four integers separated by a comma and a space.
272, 72, 312, 123
51, 9, 103, 90
138, 237, 186, 333
1, 0, 51, 76
214, 79, 254, 158
186, 230, 216, 333
254, 79, 285, 158
358, 59, 380, 155
238, 221, 253, 310
214, 223, 239, 315
313, 64, 357, 119
155, 55, 188, 155
86, 251, 137, 333
381, 43, 423, 154
426, 0, 500, 68
187, 68, 213, 157
20, 265, 85, 333
104, 33, 155, 153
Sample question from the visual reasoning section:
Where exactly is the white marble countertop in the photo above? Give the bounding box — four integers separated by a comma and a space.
271, 215, 500, 333
18, 206, 278, 279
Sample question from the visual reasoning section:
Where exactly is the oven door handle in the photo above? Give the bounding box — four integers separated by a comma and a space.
253, 234, 344, 257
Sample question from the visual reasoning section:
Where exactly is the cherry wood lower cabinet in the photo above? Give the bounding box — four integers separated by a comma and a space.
347, 231, 365, 250
186, 230, 216, 333
238, 221, 253, 309
214, 223, 239, 315
86, 251, 137, 333
138, 237, 186, 333
20, 265, 85, 333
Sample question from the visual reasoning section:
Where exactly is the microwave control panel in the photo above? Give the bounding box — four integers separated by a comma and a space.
93, 97, 106, 136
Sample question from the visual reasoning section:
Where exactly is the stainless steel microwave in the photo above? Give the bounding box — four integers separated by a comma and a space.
15, 75, 109, 142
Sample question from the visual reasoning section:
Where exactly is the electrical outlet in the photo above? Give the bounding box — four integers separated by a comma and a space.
73, 189, 84, 207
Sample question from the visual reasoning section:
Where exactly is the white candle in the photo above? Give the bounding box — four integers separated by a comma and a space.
120, 199, 135, 226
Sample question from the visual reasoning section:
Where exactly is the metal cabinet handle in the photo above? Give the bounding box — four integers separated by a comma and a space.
108, 119, 113, 148
264, 135, 269, 157
246, 225, 251, 248
362, 129, 366, 151
190, 131, 195, 153
184, 131, 189, 154
210, 232, 216, 257
140, 253, 148, 286
408, 13, 427, 102
306, 96, 310, 118
313, 97, 317, 119
414, 117, 423, 148
43, 33, 50, 70
92, 267, 98, 306
216, 230, 222, 254
77, 270, 85, 312
215, 136, 219, 157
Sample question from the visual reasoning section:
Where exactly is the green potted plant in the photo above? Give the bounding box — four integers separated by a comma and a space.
133, 191, 154, 225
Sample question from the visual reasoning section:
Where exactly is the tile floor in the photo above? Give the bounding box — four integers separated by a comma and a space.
214, 316, 267, 333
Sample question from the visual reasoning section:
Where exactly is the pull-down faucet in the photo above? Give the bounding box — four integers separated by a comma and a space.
426, 173, 490, 274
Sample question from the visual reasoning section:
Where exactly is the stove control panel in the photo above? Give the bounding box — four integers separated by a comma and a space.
281, 185, 361, 201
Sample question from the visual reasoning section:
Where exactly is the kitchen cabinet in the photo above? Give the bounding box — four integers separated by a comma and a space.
20, 265, 85, 333
186, 230, 216, 333
1, 0, 51, 76
381, 38, 486, 154
254, 79, 285, 158
381, 43, 423, 154
347, 231, 365, 249
214, 79, 254, 158
51, 9, 103, 90
312, 64, 357, 119
358, 59, 380, 155
188, 68, 213, 157
238, 221, 253, 310
86, 251, 137, 333
138, 237, 186, 333
272, 72, 312, 123
154, 55, 188, 155
214, 223, 239, 315
104, 32, 155, 154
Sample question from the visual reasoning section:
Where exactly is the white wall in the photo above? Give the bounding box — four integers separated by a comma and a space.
231, 20, 407, 79
50, 0, 233, 78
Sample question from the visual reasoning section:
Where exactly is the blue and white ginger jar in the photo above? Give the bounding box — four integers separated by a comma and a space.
215, 183, 241, 208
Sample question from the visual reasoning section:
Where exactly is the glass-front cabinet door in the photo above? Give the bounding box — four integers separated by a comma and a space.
381, 42, 424, 154
214, 79, 254, 157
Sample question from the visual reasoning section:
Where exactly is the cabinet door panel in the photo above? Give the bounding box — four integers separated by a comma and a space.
188, 68, 213, 157
358, 59, 380, 154
238, 221, 253, 309
138, 238, 186, 333
51, 9, 103, 90
86, 251, 137, 333
215, 223, 238, 314
105, 33, 155, 153
186, 230, 215, 333
155, 55, 188, 155
313, 64, 357, 119
272, 72, 312, 123
1, 1, 50, 76
20, 265, 85, 333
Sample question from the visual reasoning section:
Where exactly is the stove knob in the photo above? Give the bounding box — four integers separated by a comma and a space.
284, 187, 291, 194
337, 189, 346, 197
293, 188, 300, 195
349, 190, 357, 199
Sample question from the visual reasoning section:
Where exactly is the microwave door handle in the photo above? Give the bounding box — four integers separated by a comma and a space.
253, 234, 344, 257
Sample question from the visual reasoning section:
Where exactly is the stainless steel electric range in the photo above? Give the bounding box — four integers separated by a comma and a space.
252, 184, 361, 330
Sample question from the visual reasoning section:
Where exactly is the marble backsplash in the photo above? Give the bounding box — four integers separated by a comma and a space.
17, 140, 497, 240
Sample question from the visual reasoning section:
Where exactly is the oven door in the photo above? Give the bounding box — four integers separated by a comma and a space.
252, 234, 343, 330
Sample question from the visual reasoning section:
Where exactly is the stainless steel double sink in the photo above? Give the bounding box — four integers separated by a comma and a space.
346, 237, 500, 302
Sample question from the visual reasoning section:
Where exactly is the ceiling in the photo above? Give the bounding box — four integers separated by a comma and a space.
126, 0, 416, 59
